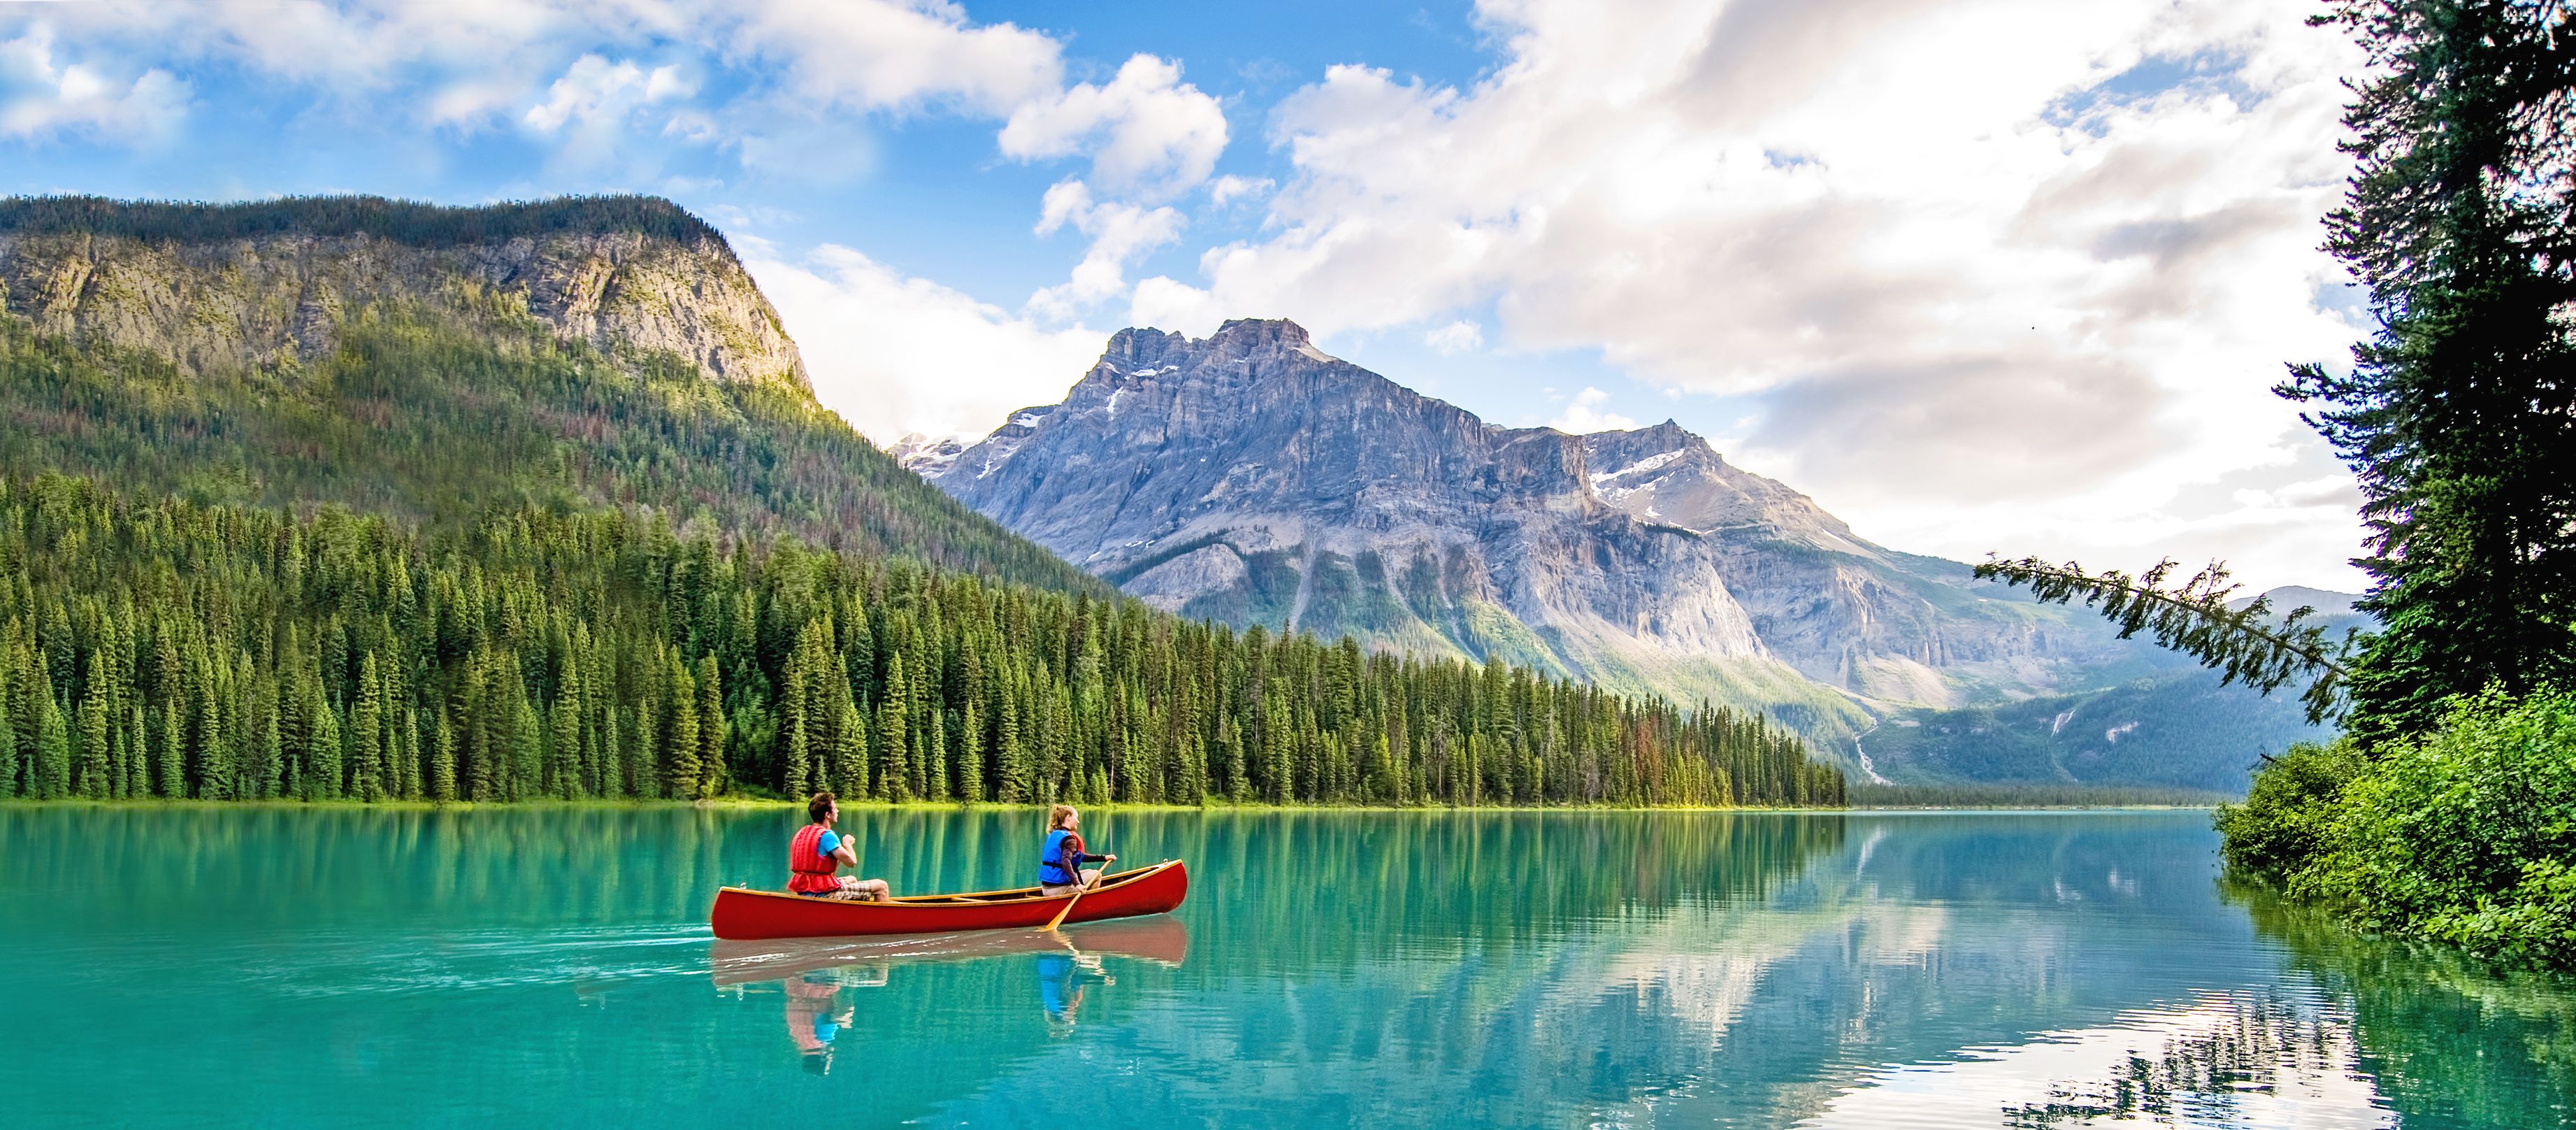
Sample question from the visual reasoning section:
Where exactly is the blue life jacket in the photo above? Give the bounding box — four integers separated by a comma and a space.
1039, 829, 1080, 886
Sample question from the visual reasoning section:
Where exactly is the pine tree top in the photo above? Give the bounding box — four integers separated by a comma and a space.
0, 194, 730, 252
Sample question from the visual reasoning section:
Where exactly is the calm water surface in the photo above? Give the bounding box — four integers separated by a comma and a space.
3, 808, 2570, 1129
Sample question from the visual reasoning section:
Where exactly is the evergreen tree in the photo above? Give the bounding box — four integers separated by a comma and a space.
73, 670, 108, 799
695, 654, 726, 797
876, 651, 910, 801
665, 653, 701, 800
508, 673, 542, 803
308, 694, 342, 801
2278, 0, 2576, 740
548, 694, 581, 799
831, 698, 867, 801
429, 708, 458, 803
33, 686, 69, 800
254, 703, 282, 801
0, 659, 15, 800
350, 652, 384, 802
956, 696, 984, 803
195, 653, 233, 801
995, 685, 1028, 804
155, 699, 185, 800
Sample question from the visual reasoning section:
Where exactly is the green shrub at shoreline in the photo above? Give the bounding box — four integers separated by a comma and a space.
2218, 691, 2576, 968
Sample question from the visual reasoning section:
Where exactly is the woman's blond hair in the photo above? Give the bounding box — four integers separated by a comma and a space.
1047, 804, 1078, 831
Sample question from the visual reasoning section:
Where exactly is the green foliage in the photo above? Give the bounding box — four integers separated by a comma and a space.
2224, 691, 2576, 966
0, 474, 1841, 808
1973, 558, 2354, 723
0, 194, 728, 251
2293, 689, 2576, 966
2278, 0, 2576, 741
2213, 739, 2364, 876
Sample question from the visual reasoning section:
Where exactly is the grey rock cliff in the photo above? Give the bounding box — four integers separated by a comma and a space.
0, 227, 808, 389
914, 320, 2191, 746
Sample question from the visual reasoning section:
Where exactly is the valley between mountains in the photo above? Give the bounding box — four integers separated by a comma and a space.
900, 319, 2333, 790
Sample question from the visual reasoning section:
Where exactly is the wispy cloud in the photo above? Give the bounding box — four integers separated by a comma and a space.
0, 28, 189, 143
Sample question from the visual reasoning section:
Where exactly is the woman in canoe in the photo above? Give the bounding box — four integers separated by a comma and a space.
1039, 805, 1116, 896
789, 792, 891, 902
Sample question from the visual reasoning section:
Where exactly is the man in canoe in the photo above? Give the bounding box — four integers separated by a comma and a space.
789, 792, 891, 902
1039, 804, 1116, 896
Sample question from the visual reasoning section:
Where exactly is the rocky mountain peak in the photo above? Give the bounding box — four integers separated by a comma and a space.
1089, 318, 1343, 385
1209, 316, 1323, 355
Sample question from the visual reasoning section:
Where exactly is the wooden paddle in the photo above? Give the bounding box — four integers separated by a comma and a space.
1043, 855, 1114, 931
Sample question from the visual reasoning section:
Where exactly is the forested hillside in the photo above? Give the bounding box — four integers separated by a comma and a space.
0, 194, 1103, 596
0, 475, 1840, 807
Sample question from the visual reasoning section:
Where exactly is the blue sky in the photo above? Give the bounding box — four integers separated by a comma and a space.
0, 0, 2373, 590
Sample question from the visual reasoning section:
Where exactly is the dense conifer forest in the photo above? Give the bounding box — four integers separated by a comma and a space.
0, 475, 1841, 807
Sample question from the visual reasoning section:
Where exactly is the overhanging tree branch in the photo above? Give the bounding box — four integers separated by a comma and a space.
1972, 557, 2357, 725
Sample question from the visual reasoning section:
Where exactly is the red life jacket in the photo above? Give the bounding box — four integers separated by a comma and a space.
788, 824, 840, 894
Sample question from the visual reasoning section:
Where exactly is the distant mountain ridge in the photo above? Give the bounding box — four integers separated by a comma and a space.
903, 318, 2213, 755
1863, 585, 2366, 789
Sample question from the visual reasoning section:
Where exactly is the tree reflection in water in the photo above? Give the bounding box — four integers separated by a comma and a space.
2231, 880, 2576, 1127
2002, 994, 2360, 1128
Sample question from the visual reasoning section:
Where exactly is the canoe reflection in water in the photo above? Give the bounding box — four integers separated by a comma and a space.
712, 917, 1189, 1064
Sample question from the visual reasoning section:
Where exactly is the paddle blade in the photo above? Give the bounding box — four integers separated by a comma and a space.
1044, 889, 1081, 931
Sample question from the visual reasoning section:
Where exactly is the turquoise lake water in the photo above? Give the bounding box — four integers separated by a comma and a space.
3, 807, 2570, 1128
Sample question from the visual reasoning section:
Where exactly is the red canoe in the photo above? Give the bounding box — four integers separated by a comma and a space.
709, 859, 1190, 941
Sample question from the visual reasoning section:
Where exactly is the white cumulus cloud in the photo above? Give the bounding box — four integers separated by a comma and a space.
999, 54, 1228, 197
523, 55, 690, 133
744, 243, 1107, 443
731, 0, 1063, 116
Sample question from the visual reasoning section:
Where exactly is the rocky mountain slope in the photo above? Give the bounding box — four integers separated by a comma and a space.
0, 194, 1103, 594
905, 319, 2205, 755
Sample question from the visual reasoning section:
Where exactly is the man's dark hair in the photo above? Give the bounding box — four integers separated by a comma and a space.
808, 792, 835, 823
